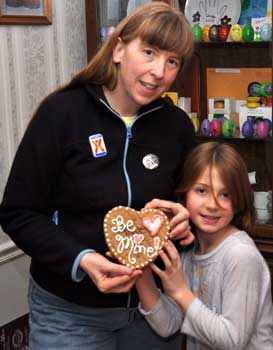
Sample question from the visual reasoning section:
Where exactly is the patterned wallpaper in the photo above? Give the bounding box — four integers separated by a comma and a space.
0, 0, 87, 262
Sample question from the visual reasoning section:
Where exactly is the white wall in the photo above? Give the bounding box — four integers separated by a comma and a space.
0, 0, 87, 326
0, 255, 30, 326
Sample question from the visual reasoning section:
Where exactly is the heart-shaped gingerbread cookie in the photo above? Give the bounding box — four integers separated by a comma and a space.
103, 206, 170, 269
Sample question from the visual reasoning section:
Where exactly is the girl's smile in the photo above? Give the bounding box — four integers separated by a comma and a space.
200, 214, 221, 224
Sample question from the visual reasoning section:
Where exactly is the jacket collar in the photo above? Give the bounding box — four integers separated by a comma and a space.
85, 83, 165, 116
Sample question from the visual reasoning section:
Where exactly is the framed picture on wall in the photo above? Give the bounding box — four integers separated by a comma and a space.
0, 0, 52, 24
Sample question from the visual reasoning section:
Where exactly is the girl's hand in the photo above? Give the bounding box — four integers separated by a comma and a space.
144, 198, 195, 245
151, 241, 185, 300
80, 252, 142, 293
151, 241, 195, 312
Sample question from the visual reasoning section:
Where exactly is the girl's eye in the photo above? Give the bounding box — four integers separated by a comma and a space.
195, 187, 206, 195
220, 192, 229, 199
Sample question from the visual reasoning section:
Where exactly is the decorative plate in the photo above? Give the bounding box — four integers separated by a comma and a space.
185, 0, 241, 27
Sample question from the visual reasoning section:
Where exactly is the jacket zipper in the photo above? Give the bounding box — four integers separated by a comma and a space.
99, 99, 162, 308
99, 98, 162, 208
123, 126, 132, 206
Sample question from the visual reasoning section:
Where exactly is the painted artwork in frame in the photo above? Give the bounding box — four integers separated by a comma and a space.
0, 0, 52, 24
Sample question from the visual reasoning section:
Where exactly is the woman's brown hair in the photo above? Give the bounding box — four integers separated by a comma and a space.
51, 2, 194, 95
30, 2, 194, 126
176, 142, 256, 234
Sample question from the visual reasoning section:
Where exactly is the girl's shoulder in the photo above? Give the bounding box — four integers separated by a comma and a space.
222, 231, 268, 273
223, 231, 258, 257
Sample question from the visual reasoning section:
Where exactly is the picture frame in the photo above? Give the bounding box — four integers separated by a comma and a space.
0, 0, 52, 25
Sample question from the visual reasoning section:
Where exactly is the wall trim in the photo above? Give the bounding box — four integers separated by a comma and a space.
0, 241, 24, 266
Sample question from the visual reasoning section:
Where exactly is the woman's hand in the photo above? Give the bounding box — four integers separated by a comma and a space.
145, 198, 194, 245
151, 240, 195, 312
80, 252, 142, 293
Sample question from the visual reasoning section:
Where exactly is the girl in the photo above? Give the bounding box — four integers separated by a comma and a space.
136, 142, 273, 349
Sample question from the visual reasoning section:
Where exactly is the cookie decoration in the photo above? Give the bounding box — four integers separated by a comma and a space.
103, 206, 170, 269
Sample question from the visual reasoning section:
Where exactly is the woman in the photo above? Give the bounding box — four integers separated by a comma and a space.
0, 2, 195, 349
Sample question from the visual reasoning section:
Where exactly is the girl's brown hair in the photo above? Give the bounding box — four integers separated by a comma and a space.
176, 142, 256, 234
53, 2, 194, 94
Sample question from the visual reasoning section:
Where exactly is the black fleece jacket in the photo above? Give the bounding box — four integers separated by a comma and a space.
0, 84, 195, 308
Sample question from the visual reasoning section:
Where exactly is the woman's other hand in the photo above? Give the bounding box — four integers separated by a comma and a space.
144, 198, 194, 245
80, 252, 142, 293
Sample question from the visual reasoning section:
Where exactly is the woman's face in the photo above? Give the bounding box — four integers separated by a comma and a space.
112, 37, 181, 114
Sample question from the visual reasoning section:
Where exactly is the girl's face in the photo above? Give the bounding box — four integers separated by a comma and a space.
186, 166, 235, 238
112, 37, 181, 114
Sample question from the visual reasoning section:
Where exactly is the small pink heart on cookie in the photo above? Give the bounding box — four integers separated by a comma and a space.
104, 206, 170, 269
142, 215, 164, 236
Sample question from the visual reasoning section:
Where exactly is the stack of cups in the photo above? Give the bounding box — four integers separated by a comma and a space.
254, 191, 272, 224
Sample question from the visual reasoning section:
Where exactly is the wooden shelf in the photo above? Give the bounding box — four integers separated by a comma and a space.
196, 135, 272, 143
254, 224, 273, 238
196, 41, 271, 49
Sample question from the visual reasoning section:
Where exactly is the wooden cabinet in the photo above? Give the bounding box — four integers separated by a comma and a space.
85, 0, 100, 61
176, 41, 273, 296
174, 0, 273, 296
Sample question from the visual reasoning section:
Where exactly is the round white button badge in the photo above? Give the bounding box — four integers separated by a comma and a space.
142, 154, 159, 170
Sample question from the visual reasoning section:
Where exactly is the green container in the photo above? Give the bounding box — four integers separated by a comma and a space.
192, 24, 202, 42
242, 24, 254, 42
